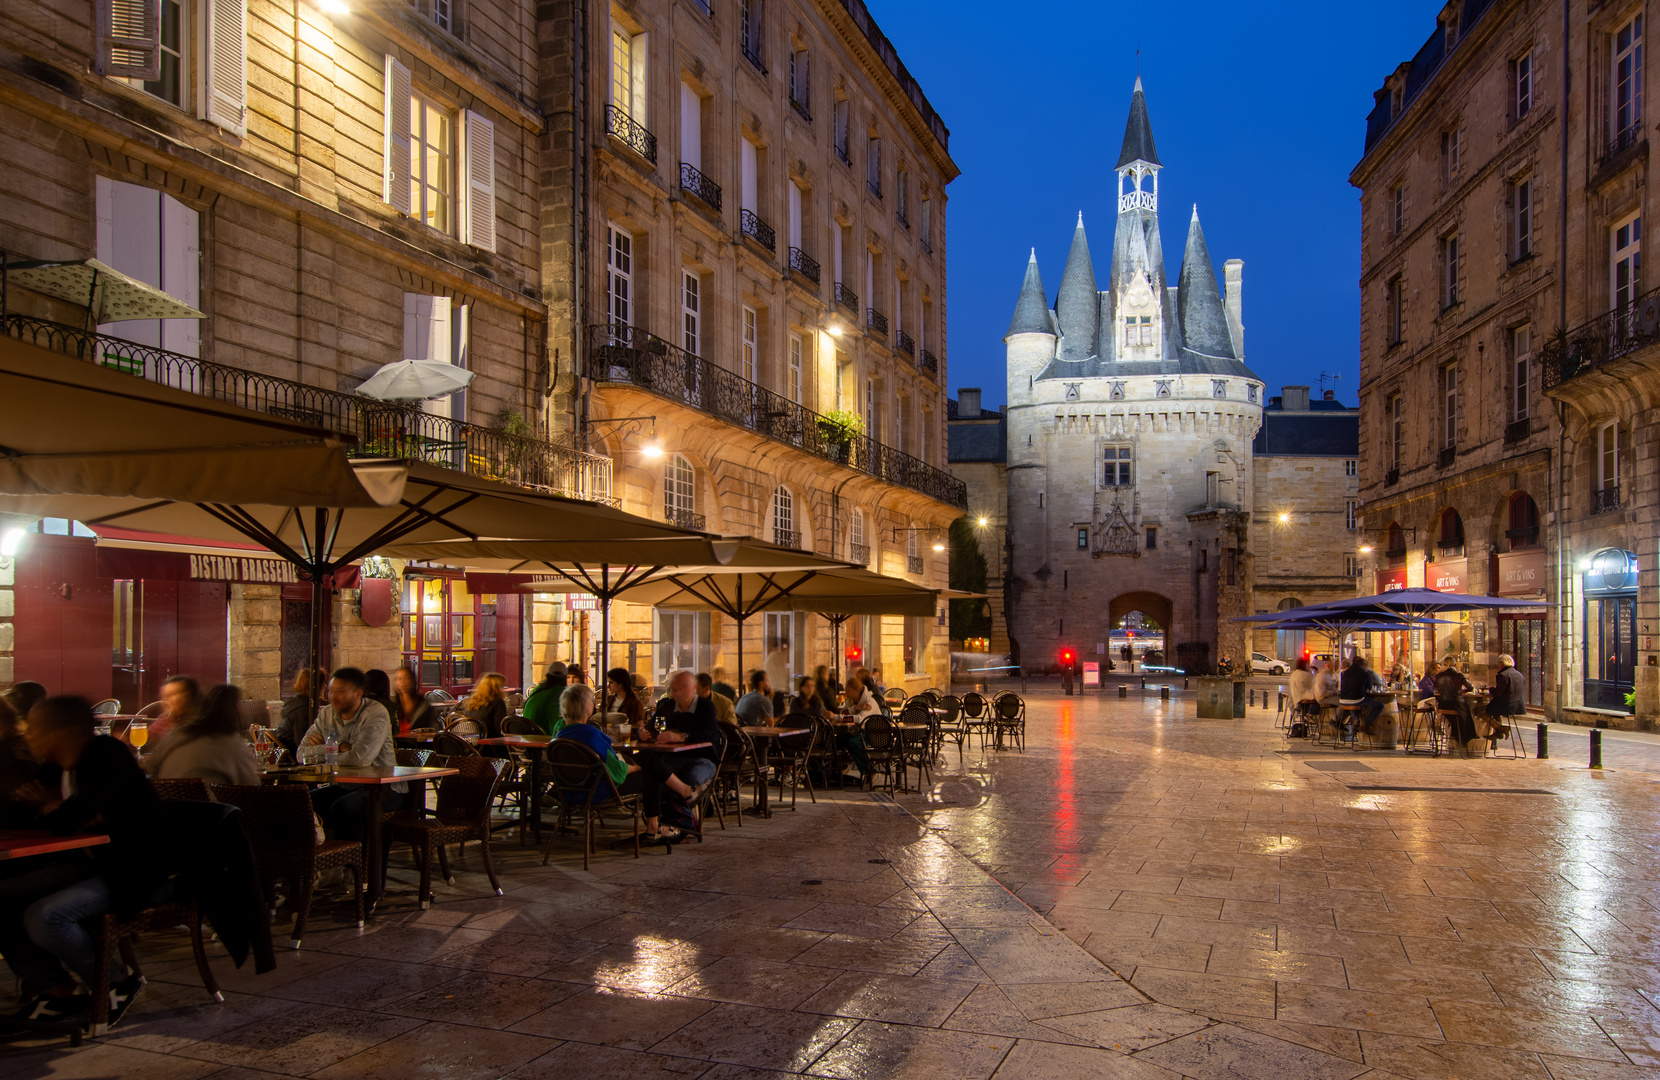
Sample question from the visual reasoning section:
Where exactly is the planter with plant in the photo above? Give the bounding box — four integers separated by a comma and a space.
815, 409, 864, 463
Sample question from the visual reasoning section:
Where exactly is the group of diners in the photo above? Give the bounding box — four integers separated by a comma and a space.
1285, 651, 1531, 752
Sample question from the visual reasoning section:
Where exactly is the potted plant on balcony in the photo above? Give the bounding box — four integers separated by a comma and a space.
815, 409, 864, 464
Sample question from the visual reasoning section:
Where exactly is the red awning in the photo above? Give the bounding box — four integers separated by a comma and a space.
91, 526, 360, 587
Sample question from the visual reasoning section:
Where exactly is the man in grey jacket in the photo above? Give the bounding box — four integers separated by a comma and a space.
302, 667, 402, 844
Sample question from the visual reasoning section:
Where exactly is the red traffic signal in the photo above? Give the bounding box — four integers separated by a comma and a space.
845, 644, 862, 663
1059, 648, 1075, 666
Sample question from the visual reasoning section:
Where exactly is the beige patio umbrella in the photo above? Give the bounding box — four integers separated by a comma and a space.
3, 257, 206, 324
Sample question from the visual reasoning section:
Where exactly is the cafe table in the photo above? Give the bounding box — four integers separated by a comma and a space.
0, 831, 111, 1046
476, 735, 553, 844
738, 727, 809, 817
260, 764, 458, 910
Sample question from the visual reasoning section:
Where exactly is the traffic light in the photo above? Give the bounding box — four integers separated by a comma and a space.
1059, 647, 1075, 667
845, 644, 862, 664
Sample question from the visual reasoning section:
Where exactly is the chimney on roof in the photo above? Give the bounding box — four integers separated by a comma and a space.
958, 388, 982, 418
1323, 389, 1335, 401
1282, 385, 1310, 411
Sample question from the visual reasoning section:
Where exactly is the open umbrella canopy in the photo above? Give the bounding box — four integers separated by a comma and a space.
5, 258, 206, 322
1315, 588, 1551, 614
0, 333, 402, 507
354, 360, 475, 402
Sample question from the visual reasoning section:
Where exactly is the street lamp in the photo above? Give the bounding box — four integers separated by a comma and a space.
1277, 512, 1290, 524
584, 414, 660, 457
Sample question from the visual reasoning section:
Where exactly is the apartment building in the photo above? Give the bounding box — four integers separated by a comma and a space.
539, 0, 963, 688
1353, 0, 1657, 727
0, 0, 605, 702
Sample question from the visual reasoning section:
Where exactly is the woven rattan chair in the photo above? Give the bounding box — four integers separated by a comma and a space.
432, 731, 479, 757
897, 700, 936, 791
770, 714, 816, 809
90, 897, 220, 1033
151, 777, 213, 802
993, 694, 1026, 752
860, 715, 899, 793
210, 782, 364, 949
388, 756, 506, 908
710, 721, 759, 829
542, 739, 643, 868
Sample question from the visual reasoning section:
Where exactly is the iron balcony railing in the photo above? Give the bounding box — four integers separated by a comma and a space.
773, 529, 800, 550
1607, 124, 1643, 162
834, 143, 850, 166
788, 247, 820, 284
1542, 285, 1660, 388
920, 236, 932, 255
920, 349, 939, 378
867, 179, 883, 200
665, 507, 706, 531
742, 42, 764, 73
1504, 417, 1530, 443
1437, 445, 1456, 468
1594, 484, 1621, 514
834, 283, 859, 313
866, 308, 888, 336
1385, 467, 1400, 486
895, 330, 915, 358
588, 323, 967, 509
790, 97, 811, 123
679, 162, 721, 211
605, 105, 657, 165
849, 542, 869, 566
740, 209, 776, 252
907, 555, 924, 575
6, 312, 613, 502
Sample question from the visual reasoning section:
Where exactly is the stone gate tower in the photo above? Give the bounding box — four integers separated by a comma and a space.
1003, 79, 1264, 673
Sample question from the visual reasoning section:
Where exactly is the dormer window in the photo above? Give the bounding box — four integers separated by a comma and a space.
1124, 315, 1152, 347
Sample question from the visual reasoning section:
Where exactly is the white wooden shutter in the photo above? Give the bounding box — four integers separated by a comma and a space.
460, 110, 496, 252
449, 303, 470, 420
99, 0, 161, 80
159, 195, 201, 357
630, 32, 648, 126
680, 82, 700, 170
199, 0, 247, 133
788, 182, 801, 249
383, 56, 412, 214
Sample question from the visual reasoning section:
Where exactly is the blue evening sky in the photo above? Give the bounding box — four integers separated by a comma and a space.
871, 2, 1438, 410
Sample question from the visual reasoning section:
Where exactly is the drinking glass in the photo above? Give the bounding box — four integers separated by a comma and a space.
129, 721, 149, 750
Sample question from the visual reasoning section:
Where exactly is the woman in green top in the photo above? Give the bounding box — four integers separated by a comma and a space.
522, 662, 568, 736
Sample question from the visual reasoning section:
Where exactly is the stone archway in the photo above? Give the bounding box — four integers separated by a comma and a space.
1110, 591, 1174, 668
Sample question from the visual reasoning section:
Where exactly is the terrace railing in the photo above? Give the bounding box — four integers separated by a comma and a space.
1542, 286, 1660, 389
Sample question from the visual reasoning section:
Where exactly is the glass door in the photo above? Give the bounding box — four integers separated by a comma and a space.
1498, 614, 1545, 709
654, 610, 711, 685
402, 575, 479, 694
1584, 595, 1636, 711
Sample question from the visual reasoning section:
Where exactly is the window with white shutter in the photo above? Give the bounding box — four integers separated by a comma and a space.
95, 176, 200, 359
383, 55, 413, 214
99, 0, 162, 80
403, 293, 461, 420
199, 0, 246, 133
461, 110, 496, 252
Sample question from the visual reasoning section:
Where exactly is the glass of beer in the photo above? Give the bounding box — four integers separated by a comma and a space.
129, 721, 149, 750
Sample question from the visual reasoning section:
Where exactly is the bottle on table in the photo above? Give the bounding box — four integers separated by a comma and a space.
324, 731, 339, 768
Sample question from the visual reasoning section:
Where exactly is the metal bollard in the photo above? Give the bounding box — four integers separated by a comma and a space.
1183, 678, 1189, 690
1141, 677, 1146, 690
1118, 684, 1128, 698
1590, 728, 1603, 770
1536, 723, 1548, 760
1159, 685, 1170, 700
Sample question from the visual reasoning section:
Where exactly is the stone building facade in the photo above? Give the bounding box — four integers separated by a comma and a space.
536, 0, 964, 689
1353, 0, 1660, 728
0, 0, 604, 703
946, 388, 1009, 655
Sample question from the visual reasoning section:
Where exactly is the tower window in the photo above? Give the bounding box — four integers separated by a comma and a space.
1077, 529, 1089, 549
1103, 445, 1133, 487
1145, 526, 1157, 550
1212, 380, 1227, 399
1124, 315, 1152, 346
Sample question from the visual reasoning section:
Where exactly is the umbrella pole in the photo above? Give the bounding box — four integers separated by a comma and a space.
599, 564, 611, 680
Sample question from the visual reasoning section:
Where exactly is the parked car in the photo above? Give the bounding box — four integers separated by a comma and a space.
1250, 652, 1288, 675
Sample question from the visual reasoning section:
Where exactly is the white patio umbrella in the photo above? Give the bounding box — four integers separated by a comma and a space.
354, 360, 475, 402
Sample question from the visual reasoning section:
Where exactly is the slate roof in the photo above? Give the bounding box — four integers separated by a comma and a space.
1116, 76, 1161, 168
1005, 250, 1053, 337
1251, 409, 1360, 457
948, 416, 1006, 463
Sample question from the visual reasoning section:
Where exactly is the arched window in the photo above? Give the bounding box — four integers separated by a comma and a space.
850, 508, 867, 564
663, 455, 696, 527
1506, 492, 1540, 549
772, 486, 796, 548
1437, 508, 1465, 556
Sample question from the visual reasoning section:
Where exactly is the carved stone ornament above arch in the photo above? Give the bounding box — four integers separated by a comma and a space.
1093, 492, 1141, 558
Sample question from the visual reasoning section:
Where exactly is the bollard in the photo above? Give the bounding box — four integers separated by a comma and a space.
1590, 728, 1603, 770
1536, 722, 1548, 760
1159, 685, 1170, 700
1141, 676, 1146, 690
1118, 684, 1128, 699
1278, 691, 1286, 712
1183, 678, 1189, 690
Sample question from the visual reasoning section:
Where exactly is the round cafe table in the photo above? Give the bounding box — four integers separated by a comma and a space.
1367, 691, 1400, 749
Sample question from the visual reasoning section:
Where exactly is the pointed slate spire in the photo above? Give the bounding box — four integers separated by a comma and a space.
1005, 248, 1053, 337
1177, 206, 1235, 360
1116, 76, 1161, 169
1055, 213, 1099, 359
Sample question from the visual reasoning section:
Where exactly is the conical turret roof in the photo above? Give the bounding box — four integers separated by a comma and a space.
1176, 206, 1236, 363
1116, 76, 1161, 170
1005, 249, 1053, 337
1055, 214, 1099, 360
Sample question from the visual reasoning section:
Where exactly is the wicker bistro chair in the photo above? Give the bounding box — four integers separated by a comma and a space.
770, 715, 817, 810
711, 721, 759, 829
151, 777, 213, 802
209, 782, 365, 949
993, 694, 1026, 752
91, 698, 121, 716
897, 700, 937, 791
446, 716, 485, 739
395, 748, 432, 768
934, 695, 967, 762
541, 740, 643, 870
494, 716, 543, 840
808, 715, 841, 785
859, 714, 900, 793
90, 896, 221, 1034
959, 691, 992, 750
388, 756, 507, 908
432, 731, 480, 758
881, 687, 907, 716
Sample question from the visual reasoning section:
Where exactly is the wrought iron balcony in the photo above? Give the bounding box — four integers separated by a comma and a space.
920, 236, 932, 255
1437, 445, 1456, 468
604, 105, 657, 165
920, 350, 939, 378
1594, 484, 1621, 514
1606, 124, 1644, 162
679, 162, 721, 211
5, 311, 613, 502
1385, 467, 1400, 486
665, 507, 706, 531
1504, 417, 1530, 443
788, 247, 820, 284
588, 323, 967, 509
790, 97, 811, 123
895, 330, 915, 357
896, 209, 908, 229
867, 179, 883, 200
834, 143, 850, 166
1542, 285, 1660, 389
834, 283, 859, 313
849, 542, 870, 566
907, 555, 924, 575
773, 529, 800, 550
742, 42, 764, 74
866, 308, 888, 336
740, 209, 776, 252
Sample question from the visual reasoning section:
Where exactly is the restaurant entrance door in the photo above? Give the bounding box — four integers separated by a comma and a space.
401, 573, 521, 694
1497, 614, 1546, 710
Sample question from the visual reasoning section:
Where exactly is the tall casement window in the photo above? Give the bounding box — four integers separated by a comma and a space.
833, 95, 850, 163
611, 23, 647, 125
606, 225, 632, 325
384, 58, 494, 250
664, 454, 695, 526
1514, 48, 1533, 120
1512, 326, 1531, 422
1440, 364, 1458, 449
787, 334, 803, 403
1615, 15, 1644, 147
1385, 275, 1403, 346
896, 167, 909, 224
95, 177, 201, 357
866, 134, 882, 196
1510, 177, 1533, 261
739, 0, 762, 69
107, 0, 248, 131
1441, 233, 1461, 307
1388, 392, 1404, 469
403, 293, 469, 421
119, 0, 185, 106
1613, 212, 1642, 309
1598, 421, 1620, 498
771, 485, 795, 548
1103, 445, 1133, 488
681, 271, 700, 356
788, 45, 809, 114
1441, 127, 1462, 185
1125, 315, 1153, 346
409, 89, 453, 233
741, 305, 758, 383
1390, 184, 1405, 235
1346, 500, 1359, 530
680, 81, 703, 171
849, 508, 867, 563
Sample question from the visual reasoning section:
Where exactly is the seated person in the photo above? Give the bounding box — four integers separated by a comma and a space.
1435, 662, 1477, 746
1, 696, 171, 1026
641, 671, 722, 842
605, 668, 646, 728
710, 667, 738, 704
0, 695, 37, 811
301, 668, 402, 845
554, 682, 687, 840
843, 674, 882, 719
522, 663, 568, 737
1337, 656, 1385, 734
1485, 654, 1527, 729
458, 672, 509, 739
3, 681, 48, 720
695, 673, 738, 726
734, 671, 775, 726
1287, 657, 1320, 719
270, 668, 321, 757
391, 665, 436, 734
1415, 669, 1438, 702
146, 683, 259, 786
149, 675, 200, 744
790, 676, 828, 720
1313, 663, 1341, 708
